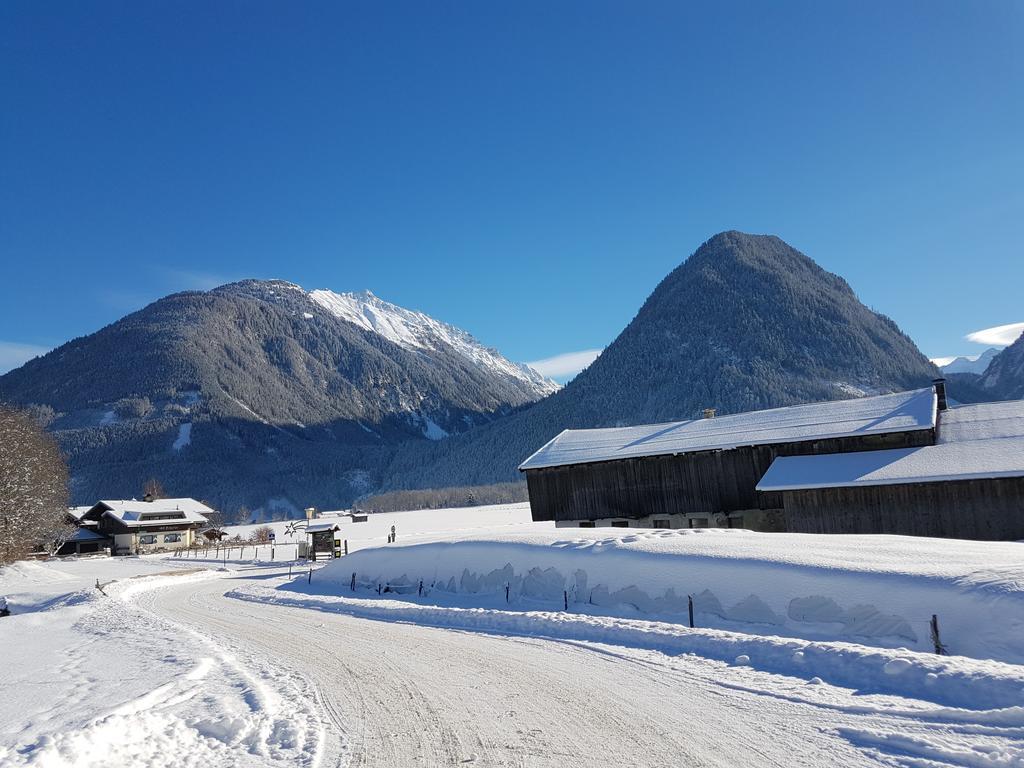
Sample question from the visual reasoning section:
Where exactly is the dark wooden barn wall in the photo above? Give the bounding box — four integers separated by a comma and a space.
525, 428, 933, 523
782, 477, 1024, 540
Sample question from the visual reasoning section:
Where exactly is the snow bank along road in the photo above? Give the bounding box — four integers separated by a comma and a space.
130, 564, 1024, 767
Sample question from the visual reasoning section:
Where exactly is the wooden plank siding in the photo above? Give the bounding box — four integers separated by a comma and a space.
525, 427, 934, 524
783, 476, 1024, 540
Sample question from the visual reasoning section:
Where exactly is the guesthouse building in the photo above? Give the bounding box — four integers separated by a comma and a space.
75, 497, 212, 555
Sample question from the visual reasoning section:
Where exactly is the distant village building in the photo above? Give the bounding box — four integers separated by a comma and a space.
519, 381, 1024, 541
73, 497, 212, 555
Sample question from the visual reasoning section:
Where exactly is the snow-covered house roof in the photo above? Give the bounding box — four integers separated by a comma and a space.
64, 527, 111, 543
757, 399, 1024, 491
67, 505, 94, 522
90, 498, 212, 528
304, 523, 341, 534
519, 388, 936, 471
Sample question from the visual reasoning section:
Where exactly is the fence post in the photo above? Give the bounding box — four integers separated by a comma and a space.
505, 584, 510, 603
564, 590, 568, 611
418, 579, 423, 597
930, 614, 945, 654
688, 595, 695, 629
351, 572, 356, 592
344, 539, 348, 556
308, 567, 313, 585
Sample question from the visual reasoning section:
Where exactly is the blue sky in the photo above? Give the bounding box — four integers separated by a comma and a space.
1, 1, 1021, 378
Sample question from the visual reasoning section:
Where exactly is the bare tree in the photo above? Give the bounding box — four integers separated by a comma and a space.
250, 525, 273, 544
0, 405, 71, 565
142, 477, 166, 500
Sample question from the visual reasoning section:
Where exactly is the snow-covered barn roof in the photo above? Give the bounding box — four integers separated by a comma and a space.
757, 399, 1024, 491
92, 498, 212, 527
519, 388, 936, 471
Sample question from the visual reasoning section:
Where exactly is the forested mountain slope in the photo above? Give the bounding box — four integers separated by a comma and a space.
383, 231, 944, 489
0, 280, 555, 516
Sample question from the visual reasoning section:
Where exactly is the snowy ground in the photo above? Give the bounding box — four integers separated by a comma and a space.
4, 503, 1024, 766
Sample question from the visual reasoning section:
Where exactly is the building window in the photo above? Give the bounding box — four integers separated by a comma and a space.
653, 519, 671, 529
610, 520, 630, 528
139, 534, 157, 545
578, 521, 595, 528
163, 533, 182, 543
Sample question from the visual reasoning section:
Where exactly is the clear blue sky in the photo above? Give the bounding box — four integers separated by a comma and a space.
2, 1, 1021, 377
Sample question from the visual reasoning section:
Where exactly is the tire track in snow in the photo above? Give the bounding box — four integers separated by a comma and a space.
140, 568, 903, 767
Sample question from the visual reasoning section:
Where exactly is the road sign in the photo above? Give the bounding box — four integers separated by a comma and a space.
268, 532, 276, 540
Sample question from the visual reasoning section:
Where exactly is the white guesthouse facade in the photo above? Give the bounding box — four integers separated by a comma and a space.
76, 497, 211, 555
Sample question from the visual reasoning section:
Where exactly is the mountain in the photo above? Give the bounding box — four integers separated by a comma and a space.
933, 348, 1000, 375
383, 231, 945, 490
0, 280, 556, 516
979, 332, 1024, 400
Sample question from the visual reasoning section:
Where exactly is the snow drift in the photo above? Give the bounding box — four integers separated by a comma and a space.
304, 528, 1024, 664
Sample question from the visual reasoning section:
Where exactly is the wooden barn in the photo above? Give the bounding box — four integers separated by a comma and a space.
519, 381, 1024, 540
757, 398, 1024, 540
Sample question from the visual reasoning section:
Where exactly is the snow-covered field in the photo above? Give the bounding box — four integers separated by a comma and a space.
4, 503, 1024, 767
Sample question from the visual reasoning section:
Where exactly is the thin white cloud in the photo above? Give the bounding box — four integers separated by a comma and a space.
0, 341, 51, 374
966, 322, 1024, 347
527, 348, 602, 380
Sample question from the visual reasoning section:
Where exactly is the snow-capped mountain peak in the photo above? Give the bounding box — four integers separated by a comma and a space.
932, 348, 1000, 376
308, 288, 559, 396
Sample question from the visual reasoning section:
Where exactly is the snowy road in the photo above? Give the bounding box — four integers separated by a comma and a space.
131, 566, 1024, 767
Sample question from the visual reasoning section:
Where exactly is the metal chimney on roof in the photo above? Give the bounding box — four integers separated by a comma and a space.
703, 408, 716, 419
933, 378, 948, 412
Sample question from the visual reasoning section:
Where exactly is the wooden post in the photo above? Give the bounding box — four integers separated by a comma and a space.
351, 572, 356, 592
308, 567, 313, 584
563, 590, 568, 611
930, 614, 945, 654
418, 579, 423, 597
505, 584, 510, 603
289, 562, 293, 578
344, 539, 348, 556
688, 595, 694, 629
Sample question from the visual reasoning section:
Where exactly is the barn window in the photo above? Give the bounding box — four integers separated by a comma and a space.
138, 534, 157, 545
578, 521, 596, 528
610, 520, 630, 528
163, 533, 182, 543
653, 519, 671, 529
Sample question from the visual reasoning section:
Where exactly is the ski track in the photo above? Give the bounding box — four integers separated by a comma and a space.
128, 566, 1024, 767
